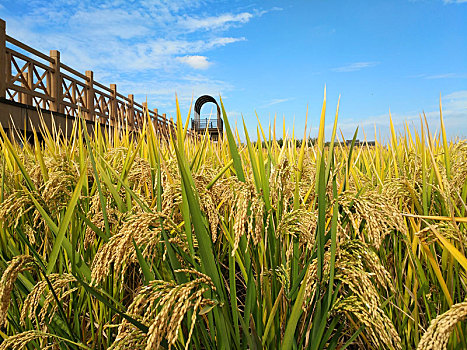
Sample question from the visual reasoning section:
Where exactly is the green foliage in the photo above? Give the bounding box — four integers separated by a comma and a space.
0, 95, 466, 349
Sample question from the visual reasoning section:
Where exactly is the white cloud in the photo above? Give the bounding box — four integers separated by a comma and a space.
205, 37, 247, 48
3, 4, 247, 74
443, 90, 467, 111
180, 12, 254, 32
408, 73, 467, 80
425, 73, 467, 79
443, 0, 467, 3
261, 98, 294, 107
3, 0, 250, 75
115, 74, 232, 111
255, 7, 283, 16
2, 0, 273, 120
177, 55, 212, 69
409, 73, 467, 79
332, 62, 379, 72
69, 8, 151, 39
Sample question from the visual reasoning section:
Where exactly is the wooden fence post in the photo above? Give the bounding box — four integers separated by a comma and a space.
153, 108, 158, 131
85, 70, 94, 121
49, 50, 61, 112
0, 19, 6, 99
110, 84, 117, 126
20, 72, 27, 104
22, 65, 33, 105
142, 101, 149, 128
162, 113, 167, 136
128, 94, 134, 129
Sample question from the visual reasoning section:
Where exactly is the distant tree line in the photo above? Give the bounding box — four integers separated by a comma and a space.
252, 138, 375, 148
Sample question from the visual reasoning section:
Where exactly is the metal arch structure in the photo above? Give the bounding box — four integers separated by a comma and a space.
192, 95, 223, 141
194, 95, 221, 121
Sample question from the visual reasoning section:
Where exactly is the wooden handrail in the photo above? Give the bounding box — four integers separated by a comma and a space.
0, 20, 5, 98
92, 87, 113, 101
60, 72, 87, 88
6, 35, 54, 63
6, 48, 55, 72
115, 91, 131, 102
93, 80, 113, 94
60, 62, 89, 82
6, 83, 53, 102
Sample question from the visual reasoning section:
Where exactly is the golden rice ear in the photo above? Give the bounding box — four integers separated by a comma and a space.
417, 301, 467, 350
111, 270, 216, 350
21, 273, 77, 328
1, 91, 466, 349
0, 256, 35, 327
0, 330, 53, 350
90, 213, 168, 285
331, 240, 401, 350
338, 190, 406, 248
0, 329, 87, 350
276, 209, 318, 254
0, 190, 33, 228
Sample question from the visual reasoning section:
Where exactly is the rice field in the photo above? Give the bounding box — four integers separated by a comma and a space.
0, 93, 466, 349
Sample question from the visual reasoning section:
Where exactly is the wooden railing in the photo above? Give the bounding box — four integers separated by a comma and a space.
0, 18, 178, 136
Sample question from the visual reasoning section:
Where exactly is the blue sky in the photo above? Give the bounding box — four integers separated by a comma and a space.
1, 0, 466, 141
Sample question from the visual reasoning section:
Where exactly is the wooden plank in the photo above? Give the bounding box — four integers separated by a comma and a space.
133, 100, 145, 109
5, 35, 54, 63
6, 48, 54, 72
9, 55, 29, 87
60, 62, 88, 81
7, 83, 53, 102
60, 71, 87, 89
0, 19, 6, 98
94, 111, 109, 122
110, 84, 117, 126
128, 94, 135, 128
93, 80, 113, 94
93, 89, 112, 101
24, 64, 33, 105
85, 71, 94, 121
32, 66, 49, 94
1, 18, 177, 135
115, 91, 131, 102
49, 50, 61, 112
93, 93, 110, 116
60, 99, 89, 112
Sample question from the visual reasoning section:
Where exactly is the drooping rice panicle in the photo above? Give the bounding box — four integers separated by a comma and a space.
0, 94, 465, 349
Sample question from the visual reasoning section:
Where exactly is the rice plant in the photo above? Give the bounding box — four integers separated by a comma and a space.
0, 92, 466, 349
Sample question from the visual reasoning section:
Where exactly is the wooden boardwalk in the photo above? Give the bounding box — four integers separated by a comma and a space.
0, 18, 181, 139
